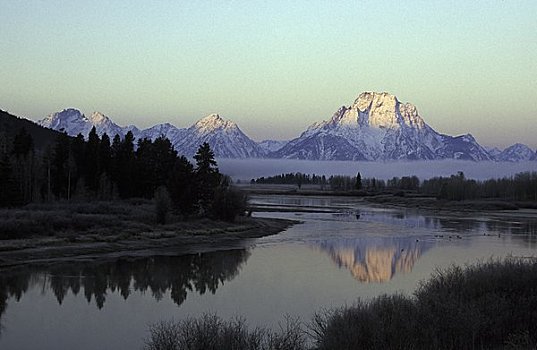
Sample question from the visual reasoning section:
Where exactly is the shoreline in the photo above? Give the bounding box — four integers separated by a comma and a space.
0, 215, 296, 269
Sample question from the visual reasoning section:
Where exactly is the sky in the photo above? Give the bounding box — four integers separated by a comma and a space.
1, 0, 536, 148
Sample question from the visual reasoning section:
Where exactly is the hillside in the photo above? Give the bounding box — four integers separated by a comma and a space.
0, 109, 62, 150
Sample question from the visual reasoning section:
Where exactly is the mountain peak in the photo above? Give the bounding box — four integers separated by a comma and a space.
353, 91, 398, 111
193, 113, 237, 132
89, 111, 109, 124
39, 108, 87, 131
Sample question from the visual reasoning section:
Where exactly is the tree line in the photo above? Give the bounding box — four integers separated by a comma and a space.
0, 127, 246, 221
251, 171, 537, 201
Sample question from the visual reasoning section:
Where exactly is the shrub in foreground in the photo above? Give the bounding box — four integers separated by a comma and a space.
310, 258, 537, 350
144, 314, 306, 350
144, 259, 537, 350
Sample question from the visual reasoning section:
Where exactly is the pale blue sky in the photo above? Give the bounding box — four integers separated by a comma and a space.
1, 0, 536, 147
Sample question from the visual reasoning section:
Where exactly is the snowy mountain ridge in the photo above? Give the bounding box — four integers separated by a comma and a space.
38, 109, 264, 158
37, 92, 537, 161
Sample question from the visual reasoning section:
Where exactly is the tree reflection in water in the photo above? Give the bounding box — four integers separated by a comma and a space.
0, 249, 250, 333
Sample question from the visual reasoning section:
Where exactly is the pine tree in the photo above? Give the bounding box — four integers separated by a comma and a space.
355, 172, 362, 190
12, 128, 35, 203
194, 142, 220, 214
51, 132, 71, 199
99, 133, 111, 176
117, 131, 135, 198
168, 155, 197, 217
0, 152, 17, 207
85, 126, 101, 192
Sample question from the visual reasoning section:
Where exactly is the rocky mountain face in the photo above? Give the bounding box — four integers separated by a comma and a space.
37, 93, 536, 161
272, 92, 492, 161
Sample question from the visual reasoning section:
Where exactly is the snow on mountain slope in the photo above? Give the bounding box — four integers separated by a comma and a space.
38, 109, 264, 158
273, 92, 491, 161
258, 139, 289, 153
39, 108, 92, 136
496, 143, 536, 162
38, 109, 128, 139
174, 114, 265, 158
38, 95, 531, 162
139, 123, 186, 143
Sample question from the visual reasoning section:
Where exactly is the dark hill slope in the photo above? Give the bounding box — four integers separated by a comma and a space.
0, 109, 62, 150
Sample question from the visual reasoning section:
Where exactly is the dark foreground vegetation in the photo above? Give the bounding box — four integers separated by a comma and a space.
0, 123, 249, 240
145, 258, 537, 350
145, 315, 306, 350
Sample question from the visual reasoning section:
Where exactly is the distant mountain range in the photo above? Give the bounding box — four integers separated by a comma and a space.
35, 92, 537, 161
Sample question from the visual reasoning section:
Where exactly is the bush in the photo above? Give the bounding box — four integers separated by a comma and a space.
144, 314, 306, 350
415, 258, 537, 349
154, 186, 172, 224
310, 295, 419, 350
311, 258, 537, 350
210, 186, 248, 222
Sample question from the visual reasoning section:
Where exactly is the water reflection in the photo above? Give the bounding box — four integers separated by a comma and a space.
0, 249, 250, 332
312, 237, 433, 283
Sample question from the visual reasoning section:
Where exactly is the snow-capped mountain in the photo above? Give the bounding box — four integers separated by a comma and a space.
39, 110, 264, 158
257, 139, 288, 153
140, 123, 186, 143
486, 146, 503, 159
174, 114, 265, 158
272, 92, 492, 161
39, 109, 129, 139
495, 143, 536, 162
37, 94, 535, 161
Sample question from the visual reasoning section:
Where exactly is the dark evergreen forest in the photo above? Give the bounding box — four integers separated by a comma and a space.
0, 126, 246, 221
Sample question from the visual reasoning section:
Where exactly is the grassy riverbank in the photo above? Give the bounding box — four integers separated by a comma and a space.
145, 258, 537, 350
0, 199, 295, 267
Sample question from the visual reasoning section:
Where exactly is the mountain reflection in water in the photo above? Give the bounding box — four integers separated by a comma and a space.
0, 249, 250, 330
313, 238, 432, 283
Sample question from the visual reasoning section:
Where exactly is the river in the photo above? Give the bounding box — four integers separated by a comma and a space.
1, 195, 536, 349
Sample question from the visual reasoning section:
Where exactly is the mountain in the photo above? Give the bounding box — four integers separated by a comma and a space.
38, 110, 264, 158
35, 95, 534, 161
272, 92, 492, 161
486, 146, 503, 159
174, 114, 265, 158
1, 109, 64, 150
140, 123, 186, 143
496, 143, 536, 162
257, 139, 288, 153
38, 109, 129, 139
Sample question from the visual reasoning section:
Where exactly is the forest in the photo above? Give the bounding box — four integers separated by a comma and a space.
0, 126, 246, 222
252, 171, 537, 201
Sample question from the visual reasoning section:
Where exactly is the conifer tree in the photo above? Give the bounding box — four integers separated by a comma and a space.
51, 132, 70, 199
0, 152, 17, 207
194, 142, 221, 213
355, 172, 362, 190
85, 126, 100, 192
168, 155, 197, 217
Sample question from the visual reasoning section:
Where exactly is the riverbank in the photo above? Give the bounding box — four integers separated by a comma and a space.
0, 200, 296, 268
241, 184, 537, 213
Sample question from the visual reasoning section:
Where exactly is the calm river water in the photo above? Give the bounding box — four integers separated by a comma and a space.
1, 195, 537, 349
